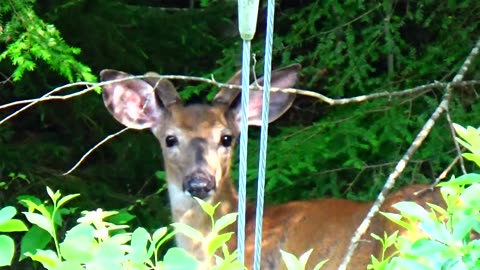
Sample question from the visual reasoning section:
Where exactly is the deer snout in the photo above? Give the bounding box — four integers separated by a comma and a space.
183, 173, 216, 199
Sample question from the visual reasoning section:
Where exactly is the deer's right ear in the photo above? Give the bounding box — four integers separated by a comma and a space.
100, 69, 164, 129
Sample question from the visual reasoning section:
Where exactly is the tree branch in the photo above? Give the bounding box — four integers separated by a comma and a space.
338, 37, 480, 270
63, 127, 130, 175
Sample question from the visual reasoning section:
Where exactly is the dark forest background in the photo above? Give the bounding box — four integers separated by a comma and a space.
1, 0, 479, 267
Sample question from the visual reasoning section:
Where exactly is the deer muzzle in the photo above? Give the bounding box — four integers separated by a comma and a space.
183, 172, 216, 199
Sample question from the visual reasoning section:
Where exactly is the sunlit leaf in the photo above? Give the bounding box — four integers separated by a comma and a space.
207, 233, 232, 257
0, 206, 16, 224
0, 235, 14, 266
23, 212, 53, 236
213, 213, 237, 233
0, 219, 28, 232
163, 247, 198, 270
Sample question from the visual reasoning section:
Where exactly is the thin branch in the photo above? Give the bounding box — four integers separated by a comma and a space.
1, 72, 479, 125
433, 155, 461, 186
0, 82, 95, 124
445, 110, 467, 174
3, 65, 479, 175
0, 84, 96, 110
63, 127, 130, 175
0, 72, 13, 85
338, 37, 480, 270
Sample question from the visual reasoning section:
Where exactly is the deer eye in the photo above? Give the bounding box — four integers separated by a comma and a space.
165, 135, 178, 147
220, 135, 233, 147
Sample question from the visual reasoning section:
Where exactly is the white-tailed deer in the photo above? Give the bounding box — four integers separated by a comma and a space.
100, 65, 444, 270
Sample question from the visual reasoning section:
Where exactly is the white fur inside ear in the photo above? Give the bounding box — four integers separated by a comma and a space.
101, 71, 163, 130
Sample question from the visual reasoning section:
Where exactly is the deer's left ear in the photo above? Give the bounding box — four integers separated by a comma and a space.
232, 64, 300, 126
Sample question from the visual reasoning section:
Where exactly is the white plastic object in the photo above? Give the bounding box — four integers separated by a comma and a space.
237, 0, 260, 40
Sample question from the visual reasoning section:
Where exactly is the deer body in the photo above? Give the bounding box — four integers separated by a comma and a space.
100, 65, 443, 270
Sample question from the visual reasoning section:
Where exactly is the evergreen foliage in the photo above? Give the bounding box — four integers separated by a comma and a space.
0, 0, 479, 268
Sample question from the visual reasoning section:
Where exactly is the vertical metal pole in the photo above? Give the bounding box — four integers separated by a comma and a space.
253, 0, 275, 269
237, 40, 251, 265
237, 0, 259, 265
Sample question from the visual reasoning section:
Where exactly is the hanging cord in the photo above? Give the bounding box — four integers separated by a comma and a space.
237, 40, 251, 265
237, 0, 259, 264
253, 0, 275, 269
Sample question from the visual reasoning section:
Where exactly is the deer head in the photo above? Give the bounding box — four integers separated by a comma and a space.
100, 65, 300, 209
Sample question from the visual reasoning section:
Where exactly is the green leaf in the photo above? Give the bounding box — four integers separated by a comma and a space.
426, 203, 448, 217
105, 209, 135, 225
172, 223, 204, 241
60, 223, 96, 263
194, 197, 217, 217
313, 259, 329, 270
94, 239, 125, 264
381, 212, 414, 231
0, 235, 14, 266
23, 212, 54, 237
384, 231, 399, 249
110, 233, 131, 246
56, 194, 80, 209
21, 199, 51, 219
152, 227, 168, 245
20, 225, 52, 260
151, 230, 177, 258
147, 226, 169, 258
439, 174, 480, 186
0, 219, 28, 232
60, 237, 96, 263
213, 213, 237, 233
420, 218, 452, 243
409, 238, 449, 255
460, 183, 480, 205
452, 216, 475, 240
163, 247, 199, 270
207, 233, 233, 257
298, 248, 313, 267
0, 206, 16, 224
26, 249, 60, 269
130, 227, 150, 264
46, 187, 61, 203
392, 201, 430, 220
280, 249, 301, 270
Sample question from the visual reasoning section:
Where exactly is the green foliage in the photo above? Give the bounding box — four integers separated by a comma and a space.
0, 205, 28, 266
0, 1, 479, 267
0, 187, 246, 269
280, 248, 328, 270
0, 0, 95, 81
211, 0, 480, 203
371, 123, 480, 269
454, 124, 480, 168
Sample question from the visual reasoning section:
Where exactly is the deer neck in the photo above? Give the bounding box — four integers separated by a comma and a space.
167, 172, 239, 265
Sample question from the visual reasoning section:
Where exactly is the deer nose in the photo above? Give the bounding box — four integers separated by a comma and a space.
183, 175, 216, 199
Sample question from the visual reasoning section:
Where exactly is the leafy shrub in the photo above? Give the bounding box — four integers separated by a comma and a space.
0, 188, 242, 269
371, 124, 480, 270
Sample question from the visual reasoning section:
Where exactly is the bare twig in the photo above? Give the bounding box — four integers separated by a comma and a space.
0, 72, 13, 85
0, 85, 96, 110
63, 127, 130, 175
445, 110, 467, 174
432, 155, 461, 186
338, 37, 480, 270
0, 82, 95, 124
